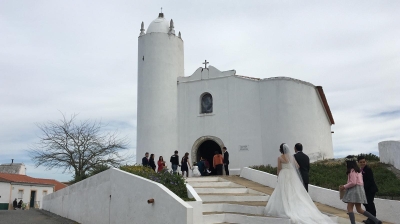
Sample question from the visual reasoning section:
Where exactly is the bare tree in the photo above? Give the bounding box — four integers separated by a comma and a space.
30, 114, 129, 182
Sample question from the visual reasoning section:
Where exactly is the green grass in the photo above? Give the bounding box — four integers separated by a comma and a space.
251, 154, 400, 199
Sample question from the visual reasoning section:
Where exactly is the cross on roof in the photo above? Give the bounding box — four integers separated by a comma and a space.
203, 60, 209, 69
161, 7, 162, 13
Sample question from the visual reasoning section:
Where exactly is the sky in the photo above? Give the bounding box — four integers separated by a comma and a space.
0, 1, 399, 182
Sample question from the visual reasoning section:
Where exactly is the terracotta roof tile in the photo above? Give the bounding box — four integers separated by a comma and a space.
0, 173, 67, 191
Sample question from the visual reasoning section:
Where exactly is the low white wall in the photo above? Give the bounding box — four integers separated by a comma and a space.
43, 168, 193, 224
240, 167, 400, 224
186, 184, 203, 224
379, 140, 400, 170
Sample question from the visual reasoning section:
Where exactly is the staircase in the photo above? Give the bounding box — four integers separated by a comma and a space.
186, 177, 290, 224
186, 176, 361, 224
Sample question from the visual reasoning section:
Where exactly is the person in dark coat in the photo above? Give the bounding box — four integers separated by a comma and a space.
293, 143, 310, 192
149, 154, 156, 171
18, 200, 23, 209
223, 147, 229, 176
142, 152, 149, 167
13, 198, 17, 210
358, 155, 379, 224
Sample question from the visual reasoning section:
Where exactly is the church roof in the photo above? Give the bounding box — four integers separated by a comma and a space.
0, 173, 67, 191
147, 13, 170, 34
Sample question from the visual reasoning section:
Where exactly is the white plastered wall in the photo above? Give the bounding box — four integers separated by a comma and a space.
259, 78, 334, 166
0, 182, 11, 205
178, 67, 333, 170
379, 140, 400, 170
136, 32, 184, 164
43, 168, 193, 224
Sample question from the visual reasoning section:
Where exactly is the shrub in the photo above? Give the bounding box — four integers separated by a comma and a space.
120, 165, 193, 201
250, 164, 277, 175
357, 153, 380, 162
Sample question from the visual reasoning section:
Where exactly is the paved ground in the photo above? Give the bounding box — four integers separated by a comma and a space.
222, 176, 392, 224
0, 209, 78, 224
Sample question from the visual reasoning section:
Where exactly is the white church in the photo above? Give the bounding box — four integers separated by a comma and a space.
136, 13, 335, 172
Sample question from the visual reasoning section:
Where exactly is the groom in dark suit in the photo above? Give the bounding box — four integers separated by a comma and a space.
294, 143, 310, 192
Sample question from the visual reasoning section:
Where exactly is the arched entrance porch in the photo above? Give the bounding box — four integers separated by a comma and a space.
191, 136, 224, 175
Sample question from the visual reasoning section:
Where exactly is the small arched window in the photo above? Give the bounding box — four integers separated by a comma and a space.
201, 93, 213, 114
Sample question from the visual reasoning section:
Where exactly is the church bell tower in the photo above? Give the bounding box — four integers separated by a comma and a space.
136, 13, 184, 163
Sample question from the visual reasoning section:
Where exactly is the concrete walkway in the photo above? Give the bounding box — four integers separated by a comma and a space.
222, 176, 392, 224
0, 209, 78, 224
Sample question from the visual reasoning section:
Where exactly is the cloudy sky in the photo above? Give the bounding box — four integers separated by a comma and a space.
1, 1, 399, 181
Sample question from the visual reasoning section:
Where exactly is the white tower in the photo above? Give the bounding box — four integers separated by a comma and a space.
136, 13, 184, 163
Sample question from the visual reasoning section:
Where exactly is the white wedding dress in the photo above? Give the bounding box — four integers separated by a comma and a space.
265, 154, 336, 223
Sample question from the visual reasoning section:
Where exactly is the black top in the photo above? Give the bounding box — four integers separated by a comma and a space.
223, 151, 229, 164
149, 158, 156, 170
13, 200, 17, 207
170, 154, 179, 165
362, 165, 378, 194
142, 157, 149, 167
294, 151, 310, 183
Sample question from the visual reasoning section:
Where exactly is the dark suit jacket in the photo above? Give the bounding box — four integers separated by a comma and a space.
294, 151, 310, 183
142, 157, 149, 167
223, 151, 229, 164
362, 165, 378, 195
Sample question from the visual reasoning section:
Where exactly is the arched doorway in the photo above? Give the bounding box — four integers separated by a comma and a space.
191, 136, 224, 175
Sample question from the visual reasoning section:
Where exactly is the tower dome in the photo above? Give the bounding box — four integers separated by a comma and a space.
147, 13, 170, 34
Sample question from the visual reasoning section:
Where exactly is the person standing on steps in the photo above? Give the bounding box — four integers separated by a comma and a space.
142, 152, 149, 167
181, 152, 191, 178
293, 143, 310, 192
213, 151, 223, 175
170, 150, 179, 174
223, 147, 229, 176
149, 153, 156, 171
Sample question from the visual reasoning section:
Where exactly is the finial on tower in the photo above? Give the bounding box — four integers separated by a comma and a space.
159, 7, 164, 18
178, 31, 181, 39
168, 19, 175, 35
140, 21, 145, 36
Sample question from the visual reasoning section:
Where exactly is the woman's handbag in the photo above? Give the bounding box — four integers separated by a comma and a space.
339, 186, 346, 199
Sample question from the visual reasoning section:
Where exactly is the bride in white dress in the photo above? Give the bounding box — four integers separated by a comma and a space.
265, 143, 336, 224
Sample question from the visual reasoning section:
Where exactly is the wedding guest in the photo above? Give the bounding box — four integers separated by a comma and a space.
13, 198, 17, 210
181, 152, 191, 177
339, 155, 382, 224
197, 157, 206, 176
170, 150, 179, 174
358, 155, 379, 224
149, 154, 156, 171
223, 147, 229, 176
157, 156, 166, 172
142, 152, 149, 167
213, 151, 223, 175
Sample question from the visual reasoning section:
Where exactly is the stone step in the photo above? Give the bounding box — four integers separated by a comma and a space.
194, 187, 264, 194
186, 177, 222, 182
203, 212, 356, 224
203, 213, 291, 224
203, 203, 265, 215
199, 193, 269, 202
188, 181, 243, 188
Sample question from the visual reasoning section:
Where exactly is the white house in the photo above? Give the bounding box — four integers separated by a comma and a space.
0, 173, 66, 210
136, 13, 335, 172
